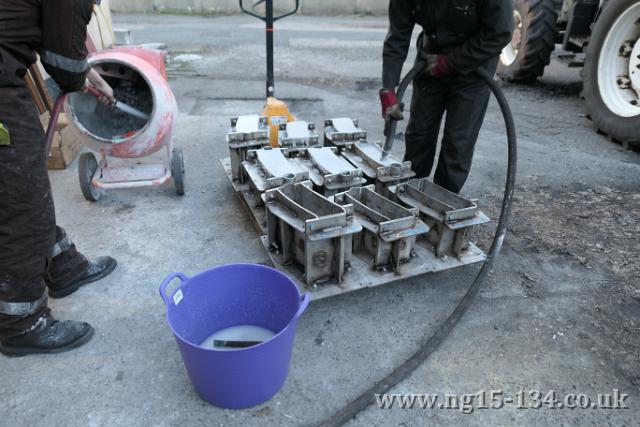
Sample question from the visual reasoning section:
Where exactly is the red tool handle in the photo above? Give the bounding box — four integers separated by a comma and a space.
86, 86, 103, 98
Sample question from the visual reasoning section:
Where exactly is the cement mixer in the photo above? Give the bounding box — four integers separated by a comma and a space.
63, 46, 183, 201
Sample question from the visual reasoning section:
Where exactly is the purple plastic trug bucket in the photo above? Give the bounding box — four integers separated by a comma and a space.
159, 264, 310, 409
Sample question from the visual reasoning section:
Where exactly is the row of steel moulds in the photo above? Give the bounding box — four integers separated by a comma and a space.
225, 115, 489, 287
248, 120, 375, 286
264, 179, 489, 287
323, 118, 415, 197
264, 182, 430, 286
229, 115, 416, 197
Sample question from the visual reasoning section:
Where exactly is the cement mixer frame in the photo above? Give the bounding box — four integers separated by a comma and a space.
77, 141, 184, 202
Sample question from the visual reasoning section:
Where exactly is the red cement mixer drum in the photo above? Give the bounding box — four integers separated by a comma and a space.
65, 47, 178, 159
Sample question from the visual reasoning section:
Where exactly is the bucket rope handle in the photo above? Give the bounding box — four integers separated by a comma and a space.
159, 272, 190, 306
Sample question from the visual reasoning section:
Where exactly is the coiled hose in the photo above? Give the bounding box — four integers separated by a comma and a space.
316, 65, 518, 427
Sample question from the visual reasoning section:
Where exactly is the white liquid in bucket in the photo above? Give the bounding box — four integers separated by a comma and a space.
200, 325, 276, 351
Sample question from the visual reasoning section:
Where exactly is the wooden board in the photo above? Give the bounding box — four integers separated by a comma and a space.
40, 113, 83, 170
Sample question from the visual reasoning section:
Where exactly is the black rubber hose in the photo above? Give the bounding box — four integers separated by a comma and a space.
315, 67, 518, 427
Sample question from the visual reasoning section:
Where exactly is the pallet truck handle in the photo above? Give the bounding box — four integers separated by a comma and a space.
239, 0, 300, 98
239, 0, 300, 21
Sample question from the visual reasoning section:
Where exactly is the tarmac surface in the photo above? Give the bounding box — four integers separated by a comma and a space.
1, 14, 639, 427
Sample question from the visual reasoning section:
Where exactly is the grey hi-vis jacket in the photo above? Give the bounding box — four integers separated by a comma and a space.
382, 0, 513, 88
0, 0, 94, 91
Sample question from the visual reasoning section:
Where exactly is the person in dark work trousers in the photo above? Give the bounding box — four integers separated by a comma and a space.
0, 0, 118, 356
379, 0, 513, 194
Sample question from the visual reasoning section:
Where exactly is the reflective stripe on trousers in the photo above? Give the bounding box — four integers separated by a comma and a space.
0, 294, 47, 316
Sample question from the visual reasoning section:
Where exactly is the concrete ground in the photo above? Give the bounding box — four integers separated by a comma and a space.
2, 14, 639, 427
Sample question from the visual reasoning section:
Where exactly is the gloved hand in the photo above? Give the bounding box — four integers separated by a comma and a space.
425, 55, 458, 78
85, 68, 115, 105
379, 89, 404, 120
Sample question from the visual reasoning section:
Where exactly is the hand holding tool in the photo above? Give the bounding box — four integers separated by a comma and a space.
379, 89, 404, 121
380, 61, 427, 160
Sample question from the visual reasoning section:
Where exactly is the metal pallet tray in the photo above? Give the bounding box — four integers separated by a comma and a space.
260, 235, 485, 300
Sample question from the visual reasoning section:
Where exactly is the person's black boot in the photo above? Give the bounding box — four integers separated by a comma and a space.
0, 316, 94, 357
46, 227, 117, 299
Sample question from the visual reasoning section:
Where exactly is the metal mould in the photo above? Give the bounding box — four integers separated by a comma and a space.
265, 182, 362, 286
334, 186, 429, 272
323, 117, 367, 149
294, 146, 367, 195
398, 179, 479, 222
242, 147, 310, 193
341, 140, 415, 196
227, 115, 270, 142
226, 115, 270, 182
278, 120, 319, 148
394, 178, 490, 259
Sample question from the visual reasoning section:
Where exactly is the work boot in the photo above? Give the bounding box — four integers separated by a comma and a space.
46, 227, 117, 299
0, 314, 94, 357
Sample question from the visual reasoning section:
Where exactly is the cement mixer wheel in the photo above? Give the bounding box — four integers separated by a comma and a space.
78, 152, 102, 202
172, 147, 185, 196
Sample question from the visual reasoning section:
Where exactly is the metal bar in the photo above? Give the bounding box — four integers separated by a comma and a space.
92, 171, 172, 189
238, 0, 265, 20
265, 0, 275, 98
273, 0, 300, 20
238, 0, 299, 97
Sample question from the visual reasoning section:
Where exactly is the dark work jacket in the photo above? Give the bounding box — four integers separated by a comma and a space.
382, 0, 513, 88
0, 0, 93, 90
